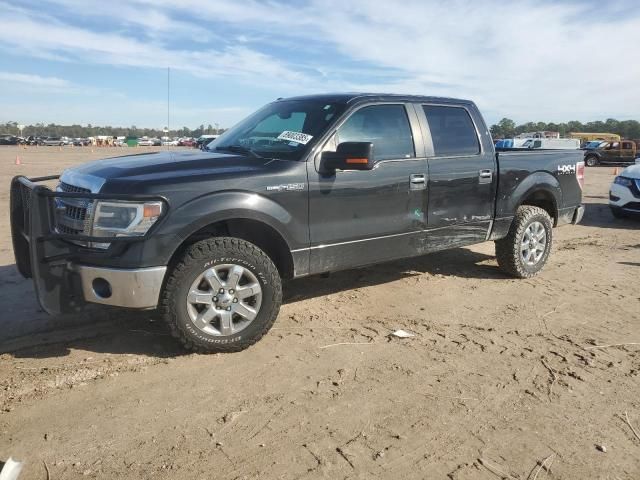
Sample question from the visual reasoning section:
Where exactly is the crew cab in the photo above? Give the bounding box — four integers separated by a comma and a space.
584, 140, 638, 167
10, 94, 585, 353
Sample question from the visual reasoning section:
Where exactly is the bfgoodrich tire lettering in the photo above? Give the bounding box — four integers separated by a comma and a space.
160, 237, 282, 353
495, 206, 553, 278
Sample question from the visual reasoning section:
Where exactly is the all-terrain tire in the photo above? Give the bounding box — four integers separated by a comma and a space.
585, 155, 598, 167
495, 206, 553, 278
160, 237, 282, 353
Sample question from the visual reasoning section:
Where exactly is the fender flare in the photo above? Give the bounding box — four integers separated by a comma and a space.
503, 171, 562, 221
160, 191, 300, 261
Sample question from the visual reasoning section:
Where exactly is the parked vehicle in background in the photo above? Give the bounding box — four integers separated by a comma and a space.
196, 134, 218, 149
0, 135, 22, 145
136, 137, 154, 147
494, 138, 529, 149
583, 140, 608, 150
609, 164, 640, 218
569, 132, 621, 144
521, 138, 580, 150
72, 138, 91, 146
178, 138, 195, 147
584, 140, 638, 166
515, 131, 560, 139
10, 93, 585, 353
39, 137, 65, 146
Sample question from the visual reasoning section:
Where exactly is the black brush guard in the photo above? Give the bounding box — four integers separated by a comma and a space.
10, 175, 165, 315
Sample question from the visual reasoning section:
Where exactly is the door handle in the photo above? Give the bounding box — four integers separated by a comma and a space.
410, 174, 426, 190
479, 169, 493, 184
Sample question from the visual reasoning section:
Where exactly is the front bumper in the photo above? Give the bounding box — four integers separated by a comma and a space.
610, 182, 640, 214
75, 264, 166, 308
10, 175, 167, 314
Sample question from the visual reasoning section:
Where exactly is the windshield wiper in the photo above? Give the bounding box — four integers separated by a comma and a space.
213, 145, 263, 158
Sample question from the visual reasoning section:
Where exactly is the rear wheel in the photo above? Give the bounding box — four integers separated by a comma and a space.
160, 237, 282, 353
495, 206, 553, 278
585, 155, 598, 167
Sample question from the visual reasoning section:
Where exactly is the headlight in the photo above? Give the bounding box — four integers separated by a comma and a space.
614, 176, 633, 188
91, 201, 163, 248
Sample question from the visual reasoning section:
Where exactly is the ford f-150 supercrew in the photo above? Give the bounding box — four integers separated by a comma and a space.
10, 94, 585, 353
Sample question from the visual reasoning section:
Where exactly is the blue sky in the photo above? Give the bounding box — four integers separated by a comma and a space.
0, 0, 638, 129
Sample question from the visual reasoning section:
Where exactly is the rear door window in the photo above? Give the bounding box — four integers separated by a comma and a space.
422, 105, 480, 156
336, 104, 415, 161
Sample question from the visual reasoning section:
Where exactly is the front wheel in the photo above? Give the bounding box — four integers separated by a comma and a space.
495, 206, 553, 278
160, 237, 282, 353
610, 206, 627, 219
585, 155, 598, 167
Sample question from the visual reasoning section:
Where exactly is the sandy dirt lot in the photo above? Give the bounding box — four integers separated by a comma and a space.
0, 145, 639, 479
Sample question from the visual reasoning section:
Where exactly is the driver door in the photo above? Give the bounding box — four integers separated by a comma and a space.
307, 103, 428, 274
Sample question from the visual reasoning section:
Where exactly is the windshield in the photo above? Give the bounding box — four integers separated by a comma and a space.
207, 99, 347, 160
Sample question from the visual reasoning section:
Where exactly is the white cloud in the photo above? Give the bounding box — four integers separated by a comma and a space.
0, 5, 315, 91
1, 0, 639, 125
0, 71, 70, 88
135, 0, 640, 123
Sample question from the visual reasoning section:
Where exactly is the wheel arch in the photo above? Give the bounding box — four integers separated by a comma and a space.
160, 191, 303, 280
508, 172, 561, 226
168, 216, 295, 280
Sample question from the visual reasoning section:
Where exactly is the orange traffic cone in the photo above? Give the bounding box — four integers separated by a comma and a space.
15, 155, 21, 165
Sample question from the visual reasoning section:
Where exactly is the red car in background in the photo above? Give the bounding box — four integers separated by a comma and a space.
178, 138, 195, 147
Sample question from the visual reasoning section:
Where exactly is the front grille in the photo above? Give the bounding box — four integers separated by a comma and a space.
622, 202, 640, 211
59, 182, 90, 194
54, 182, 94, 242
56, 223, 84, 235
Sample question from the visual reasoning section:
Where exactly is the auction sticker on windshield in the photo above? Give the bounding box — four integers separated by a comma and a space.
277, 131, 313, 145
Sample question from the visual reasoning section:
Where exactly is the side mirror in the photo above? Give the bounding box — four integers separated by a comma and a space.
320, 142, 374, 173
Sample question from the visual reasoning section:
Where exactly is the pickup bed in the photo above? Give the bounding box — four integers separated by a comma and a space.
10, 93, 585, 352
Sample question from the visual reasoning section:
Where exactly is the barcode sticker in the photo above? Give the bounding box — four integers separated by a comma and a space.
277, 131, 313, 145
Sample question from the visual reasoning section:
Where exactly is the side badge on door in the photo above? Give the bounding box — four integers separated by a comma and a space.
266, 183, 305, 192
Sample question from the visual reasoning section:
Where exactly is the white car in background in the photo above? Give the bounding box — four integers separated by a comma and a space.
610, 162, 640, 218
137, 137, 154, 147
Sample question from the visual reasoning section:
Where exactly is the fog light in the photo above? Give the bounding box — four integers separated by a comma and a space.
92, 277, 112, 299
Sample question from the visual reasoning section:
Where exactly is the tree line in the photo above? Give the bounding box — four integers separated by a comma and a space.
490, 118, 640, 140
5, 117, 640, 141
0, 121, 226, 138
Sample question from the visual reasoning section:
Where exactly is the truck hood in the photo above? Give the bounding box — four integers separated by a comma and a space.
60, 150, 279, 191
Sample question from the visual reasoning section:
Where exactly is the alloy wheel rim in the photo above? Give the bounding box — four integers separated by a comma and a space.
521, 221, 547, 266
186, 264, 262, 336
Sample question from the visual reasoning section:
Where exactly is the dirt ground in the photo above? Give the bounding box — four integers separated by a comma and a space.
0, 145, 639, 479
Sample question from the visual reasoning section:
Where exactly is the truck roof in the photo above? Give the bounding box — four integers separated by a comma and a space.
278, 93, 474, 106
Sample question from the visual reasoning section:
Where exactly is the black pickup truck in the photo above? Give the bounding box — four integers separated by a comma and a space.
10, 94, 585, 352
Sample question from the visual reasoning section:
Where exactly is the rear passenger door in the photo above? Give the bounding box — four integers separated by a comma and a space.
418, 104, 497, 249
